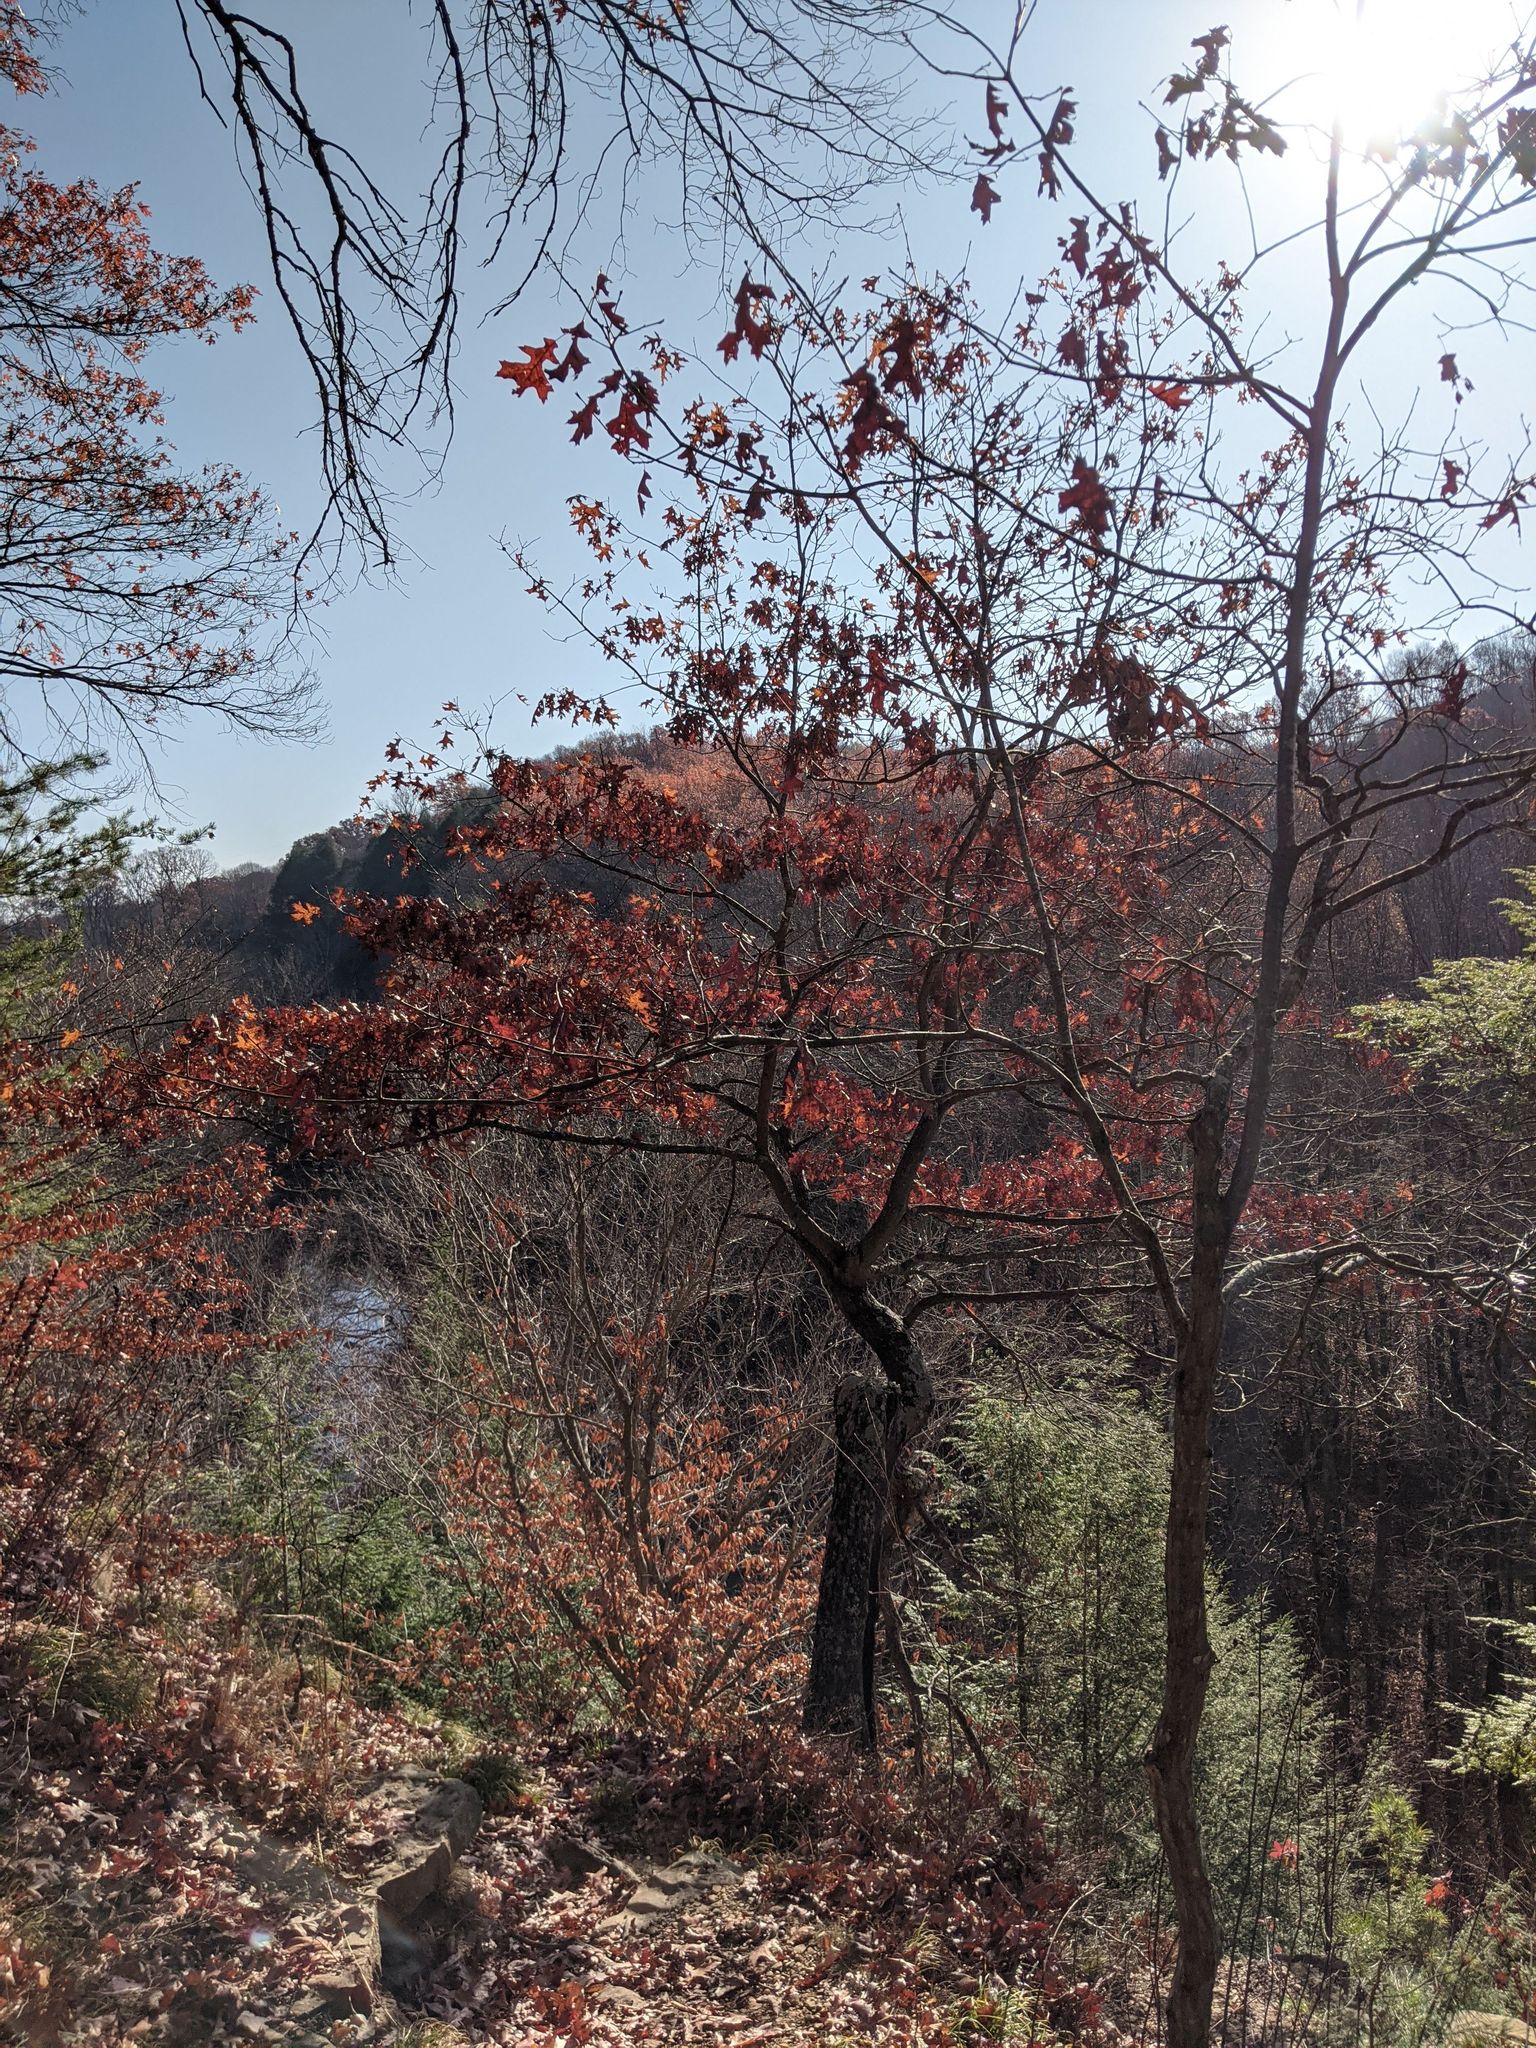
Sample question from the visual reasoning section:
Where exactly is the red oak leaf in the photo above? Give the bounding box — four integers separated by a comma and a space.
719, 274, 775, 363
497, 339, 559, 401
1058, 457, 1113, 536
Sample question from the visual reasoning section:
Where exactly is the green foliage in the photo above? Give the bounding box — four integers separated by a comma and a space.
915, 1377, 1327, 1923
917, 1381, 1165, 1861
910, 1368, 1526, 2044
0, 754, 207, 1035
1441, 1616, 1536, 1787
0, 756, 132, 913
1357, 866, 1536, 1115
459, 1747, 530, 1814
944, 1986, 1039, 2044
194, 1350, 444, 1678
0, 754, 133, 1021
1327, 1789, 1507, 2047
18, 1622, 156, 1726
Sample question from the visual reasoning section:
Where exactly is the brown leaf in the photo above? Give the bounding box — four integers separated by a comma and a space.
719, 274, 775, 363
1057, 457, 1113, 535
971, 173, 1001, 223
497, 340, 559, 401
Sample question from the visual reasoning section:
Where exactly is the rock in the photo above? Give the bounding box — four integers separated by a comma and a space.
213, 1817, 339, 1910
604, 1847, 743, 1930
300, 1970, 374, 2016
377, 1914, 430, 1996
590, 1982, 647, 2011
159, 1771, 481, 2037
164, 1987, 241, 2043
334, 1900, 376, 1947
1446, 2019, 1536, 2048
544, 1828, 642, 1888
371, 1770, 484, 1921
363, 1769, 483, 1998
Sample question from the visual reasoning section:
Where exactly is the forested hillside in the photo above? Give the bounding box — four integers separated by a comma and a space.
4, 5, 1536, 2047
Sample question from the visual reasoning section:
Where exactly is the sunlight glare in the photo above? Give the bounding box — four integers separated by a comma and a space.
1286, 0, 1520, 152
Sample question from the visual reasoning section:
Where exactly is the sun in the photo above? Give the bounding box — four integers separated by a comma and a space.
1280, 0, 1524, 152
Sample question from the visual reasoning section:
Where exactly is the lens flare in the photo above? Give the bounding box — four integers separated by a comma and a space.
1279, 0, 1524, 152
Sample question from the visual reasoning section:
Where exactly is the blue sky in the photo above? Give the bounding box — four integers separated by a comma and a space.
20, 0, 1534, 865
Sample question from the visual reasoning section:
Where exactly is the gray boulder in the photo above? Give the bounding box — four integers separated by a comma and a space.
371, 1768, 484, 1920
603, 1847, 743, 1931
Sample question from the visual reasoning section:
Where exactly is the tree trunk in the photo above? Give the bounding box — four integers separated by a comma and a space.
804, 1374, 893, 1741
1145, 1106, 1228, 2048
1146, 1323, 1221, 2048
803, 1288, 934, 1744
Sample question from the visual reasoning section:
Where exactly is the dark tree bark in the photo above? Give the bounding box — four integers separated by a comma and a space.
803, 1283, 934, 1742
804, 1374, 893, 1740
1144, 1091, 1229, 2048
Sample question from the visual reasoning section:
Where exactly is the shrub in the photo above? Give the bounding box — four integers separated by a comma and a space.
415, 1347, 813, 1737
14, 1622, 156, 1726
0, 1105, 273, 1634
192, 1347, 443, 1679
907, 1365, 1516, 2047
459, 1747, 529, 1814
911, 1375, 1321, 1909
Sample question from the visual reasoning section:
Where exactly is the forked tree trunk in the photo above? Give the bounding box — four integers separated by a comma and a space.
803, 1291, 933, 1743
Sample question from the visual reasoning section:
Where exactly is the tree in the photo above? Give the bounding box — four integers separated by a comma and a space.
0, 4, 309, 762
126, 19, 1536, 2048
1361, 865, 1536, 1128
153, 0, 941, 562
491, 27, 1536, 2039
137, 669, 1154, 1728
1, 754, 130, 913
0, 746, 275, 1622
265, 831, 344, 925
0, 2, 308, 1632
